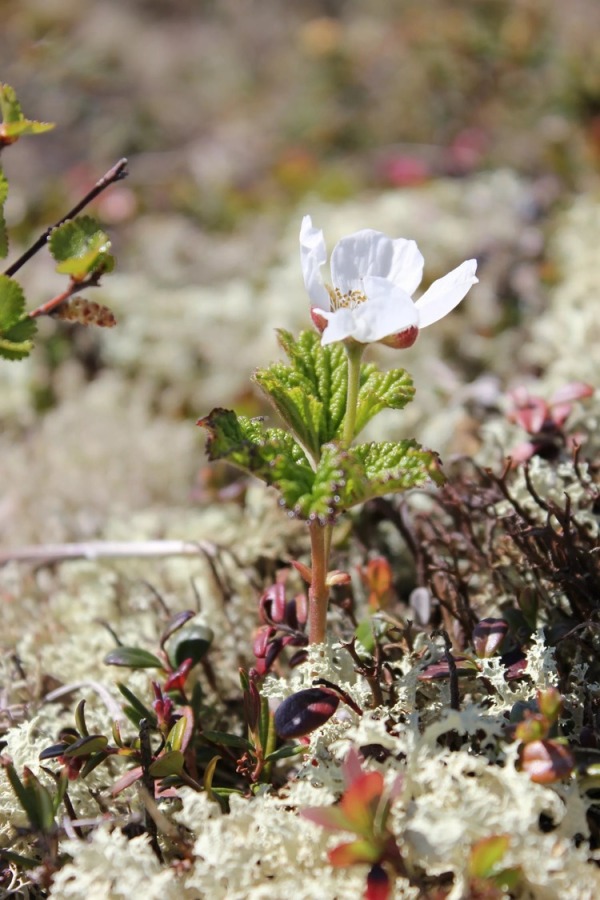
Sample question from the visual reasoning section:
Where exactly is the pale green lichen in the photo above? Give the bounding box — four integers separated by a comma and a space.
1, 183, 599, 897
48, 826, 182, 900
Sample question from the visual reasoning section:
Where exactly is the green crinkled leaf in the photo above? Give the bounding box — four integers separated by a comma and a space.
0, 337, 34, 361
2, 316, 37, 344
0, 83, 54, 139
0, 83, 23, 124
338, 440, 445, 509
0, 120, 55, 139
0, 275, 35, 360
199, 407, 348, 521
198, 406, 315, 499
354, 366, 415, 435
49, 216, 114, 280
0, 274, 26, 330
253, 330, 415, 457
199, 409, 442, 523
253, 329, 348, 460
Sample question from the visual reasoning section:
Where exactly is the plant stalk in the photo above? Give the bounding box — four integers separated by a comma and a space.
4, 158, 128, 278
308, 520, 329, 644
342, 340, 365, 445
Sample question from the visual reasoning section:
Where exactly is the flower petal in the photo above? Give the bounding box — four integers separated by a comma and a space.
330, 230, 424, 295
319, 307, 359, 346
353, 277, 419, 341
415, 259, 478, 328
300, 215, 330, 310
320, 278, 418, 346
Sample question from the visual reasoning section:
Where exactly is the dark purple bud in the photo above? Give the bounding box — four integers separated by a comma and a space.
259, 583, 287, 625
274, 688, 339, 739
285, 599, 299, 630
288, 649, 309, 668
253, 626, 275, 659
472, 617, 509, 658
501, 647, 528, 681
293, 593, 308, 627
366, 863, 391, 900
418, 656, 478, 680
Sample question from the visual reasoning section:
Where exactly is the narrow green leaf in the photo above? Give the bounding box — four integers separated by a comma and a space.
355, 619, 376, 654
148, 750, 184, 778
80, 751, 110, 779
39, 743, 70, 761
239, 669, 250, 693
0, 848, 41, 869
75, 699, 89, 738
22, 768, 55, 832
117, 682, 157, 727
53, 770, 69, 815
104, 647, 164, 669
256, 694, 272, 753
201, 730, 252, 750
203, 754, 221, 799
264, 743, 306, 763
0, 209, 7, 259
64, 735, 109, 759
469, 834, 511, 879
5, 764, 37, 825
166, 707, 194, 753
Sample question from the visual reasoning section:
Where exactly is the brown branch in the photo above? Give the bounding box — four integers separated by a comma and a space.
3, 158, 128, 278
27, 273, 101, 319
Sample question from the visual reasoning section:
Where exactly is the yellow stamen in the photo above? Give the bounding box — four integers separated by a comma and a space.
326, 284, 368, 311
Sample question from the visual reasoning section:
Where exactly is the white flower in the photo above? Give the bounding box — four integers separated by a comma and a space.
300, 215, 478, 347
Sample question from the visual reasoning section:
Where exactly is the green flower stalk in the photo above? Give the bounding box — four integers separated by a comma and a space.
198, 216, 478, 645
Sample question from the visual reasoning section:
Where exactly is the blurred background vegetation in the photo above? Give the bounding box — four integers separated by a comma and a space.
2, 0, 600, 243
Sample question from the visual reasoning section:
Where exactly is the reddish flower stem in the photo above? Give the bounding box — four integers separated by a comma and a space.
308, 520, 329, 644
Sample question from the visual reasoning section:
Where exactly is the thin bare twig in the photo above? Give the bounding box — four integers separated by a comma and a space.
0, 539, 217, 566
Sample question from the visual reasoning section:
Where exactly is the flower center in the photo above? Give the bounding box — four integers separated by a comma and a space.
327, 284, 368, 311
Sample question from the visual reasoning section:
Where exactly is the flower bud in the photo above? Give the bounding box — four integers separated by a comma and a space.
274, 687, 339, 739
